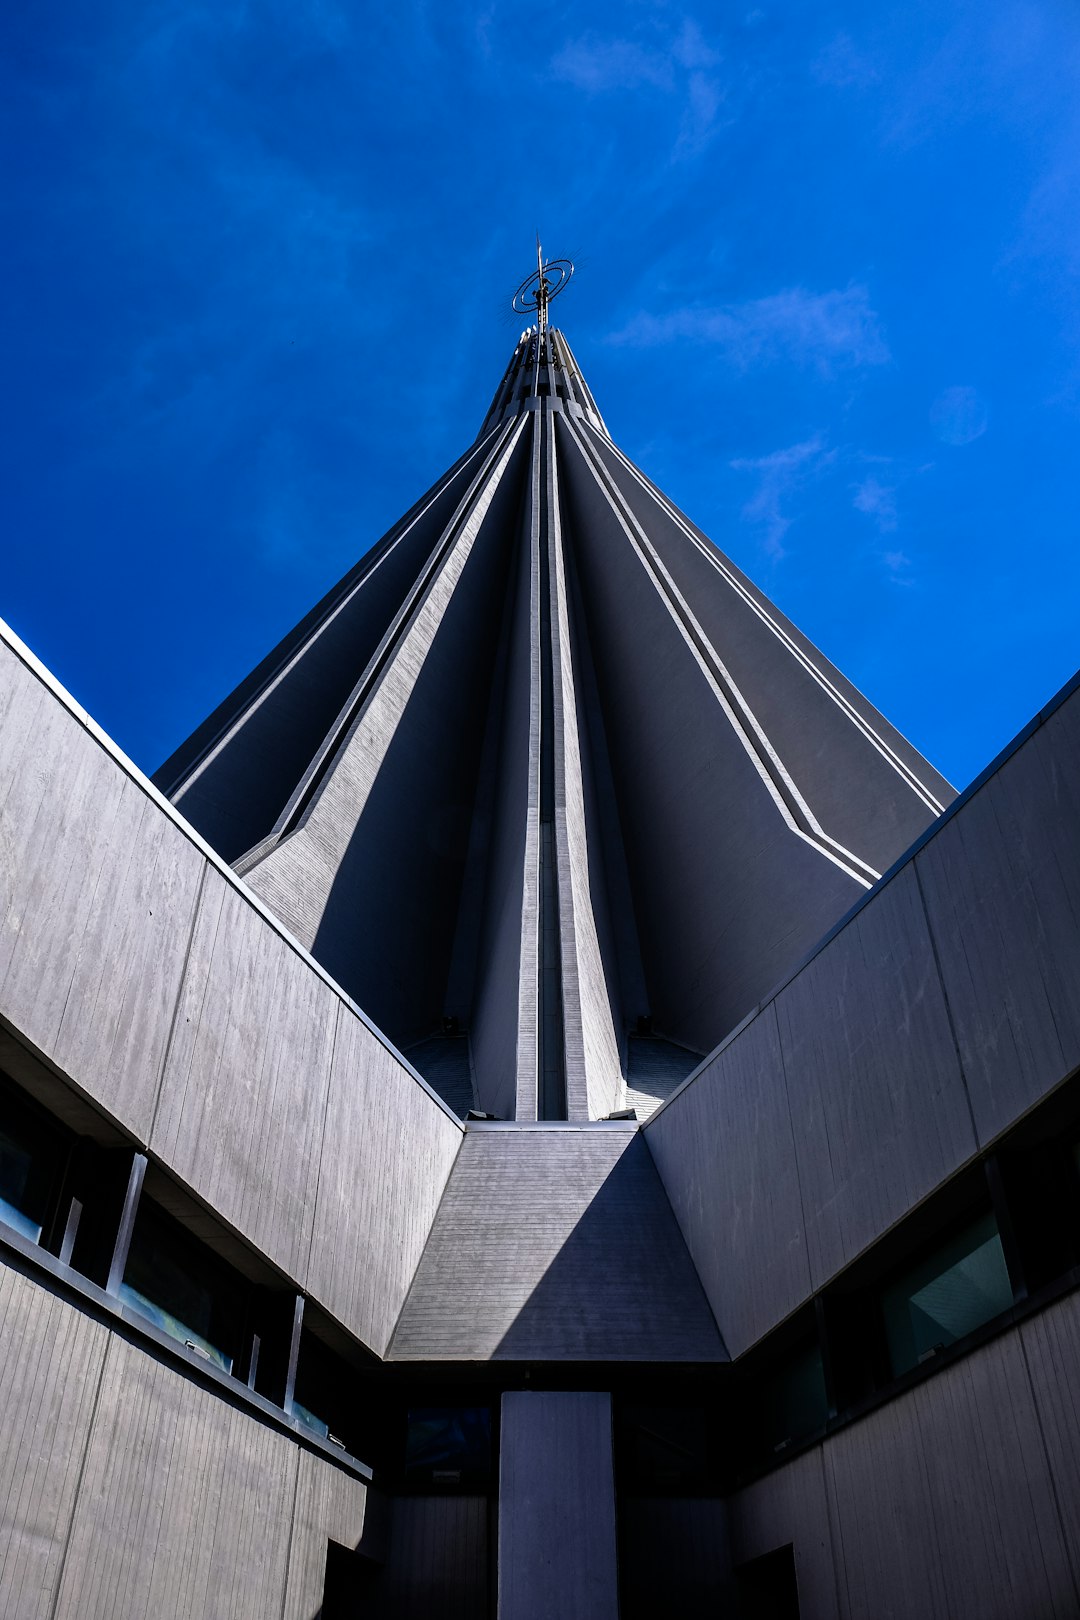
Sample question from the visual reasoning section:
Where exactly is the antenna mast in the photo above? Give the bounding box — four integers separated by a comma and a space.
512, 242, 574, 339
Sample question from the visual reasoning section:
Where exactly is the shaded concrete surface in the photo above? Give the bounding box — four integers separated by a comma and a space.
624, 1035, 701, 1121
405, 1036, 475, 1120
389, 1127, 724, 1362
499, 1392, 618, 1620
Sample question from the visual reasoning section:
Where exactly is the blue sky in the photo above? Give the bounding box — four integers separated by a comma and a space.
3, 0, 1079, 790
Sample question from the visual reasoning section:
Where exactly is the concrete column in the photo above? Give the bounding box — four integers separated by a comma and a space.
498, 1391, 619, 1620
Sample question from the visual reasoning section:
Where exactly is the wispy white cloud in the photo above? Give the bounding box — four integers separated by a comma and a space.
551, 34, 673, 93
852, 475, 898, 531
880, 547, 916, 587
731, 434, 835, 559
851, 456, 936, 584
550, 17, 727, 155
608, 285, 890, 374
672, 19, 722, 72
677, 71, 726, 156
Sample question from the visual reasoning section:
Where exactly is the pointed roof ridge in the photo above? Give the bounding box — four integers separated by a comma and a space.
477, 325, 609, 441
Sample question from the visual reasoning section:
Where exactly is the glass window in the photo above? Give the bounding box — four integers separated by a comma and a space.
759, 1341, 828, 1455
405, 1407, 491, 1486
880, 1210, 1013, 1378
293, 1330, 359, 1451
0, 1095, 64, 1244
119, 1203, 241, 1373
293, 1397, 329, 1438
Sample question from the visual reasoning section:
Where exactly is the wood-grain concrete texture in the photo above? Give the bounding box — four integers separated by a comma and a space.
0, 1263, 111, 1620
729, 1288, 1080, 1619
623, 1035, 700, 1122
283, 1449, 385, 1620
0, 638, 205, 1140
0, 1259, 380, 1620
389, 1125, 724, 1361
371, 1497, 490, 1619
498, 1392, 618, 1620
727, 1446, 843, 1620
645, 676, 1080, 1355
914, 689, 1080, 1143
0, 618, 464, 1360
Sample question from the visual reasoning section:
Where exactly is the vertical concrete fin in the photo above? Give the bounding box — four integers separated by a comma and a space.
466, 412, 542, 1120
239, 418, 531, 1051
545, 408, 624, 1121
497, 1392, 619, 1620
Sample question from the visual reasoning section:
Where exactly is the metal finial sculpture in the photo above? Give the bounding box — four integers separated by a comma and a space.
512, 237, 574, 336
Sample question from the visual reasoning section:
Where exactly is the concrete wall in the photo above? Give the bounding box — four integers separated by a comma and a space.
645, 676, 1080, 1355
373, 1497, 490, 1619
728, 1288, 1080, 1619
0, 1259, 378, 1620
0, 619, 464, 1360
390, 1125, 722, 1362
498, 1392, 618, 1620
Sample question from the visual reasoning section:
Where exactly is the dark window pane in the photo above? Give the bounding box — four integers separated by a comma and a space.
880, 1210, 1012, 1377
0, 1123, 43, 1241
292, 1330, 359, 1452
119, 1205, 240, 1373
293, 1398, 328, 1438
760, 1343, 828, 1455
405, 1407, 491, 1485
0, 1096, 64, 1244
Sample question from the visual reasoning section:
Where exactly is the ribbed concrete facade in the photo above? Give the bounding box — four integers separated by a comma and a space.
1, 325, 1078, 1618
156, 327, 952, 1122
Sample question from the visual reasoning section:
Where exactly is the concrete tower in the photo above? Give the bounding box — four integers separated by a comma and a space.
154, 323, 952, 1123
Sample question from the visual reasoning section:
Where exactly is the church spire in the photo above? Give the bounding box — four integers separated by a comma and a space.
155, 320, 952, 1121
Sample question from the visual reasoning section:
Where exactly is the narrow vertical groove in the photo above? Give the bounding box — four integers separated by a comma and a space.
46, 1337, 114, 1620
275, 1448, 306, 1620
511, 420, 541, 1122
537, 402, 566, 1121
913, 859, 981, 1150
147, 857, 211, 1144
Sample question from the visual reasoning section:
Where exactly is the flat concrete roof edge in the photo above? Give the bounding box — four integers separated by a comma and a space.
0, 613, 465, 1134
